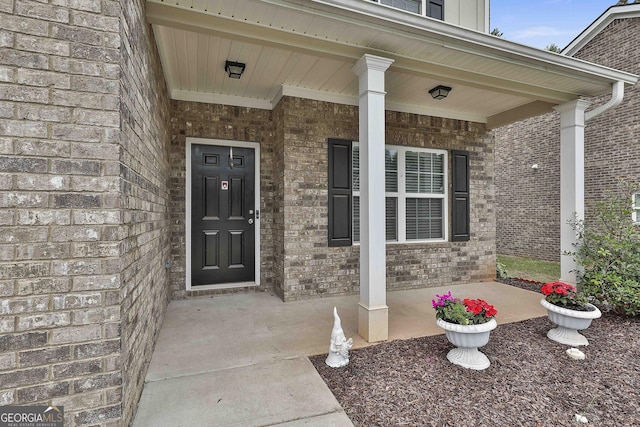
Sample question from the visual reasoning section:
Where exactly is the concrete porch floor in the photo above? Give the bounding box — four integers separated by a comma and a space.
132, 281, 546, 426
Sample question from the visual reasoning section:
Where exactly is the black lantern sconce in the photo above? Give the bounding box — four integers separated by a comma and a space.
225, 60, 246, 79
428, 85, 452, 100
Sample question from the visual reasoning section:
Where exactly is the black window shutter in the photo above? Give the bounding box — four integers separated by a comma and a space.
426, 0, 444, 20
328, 139, 352, 247
451, 150, 470, 241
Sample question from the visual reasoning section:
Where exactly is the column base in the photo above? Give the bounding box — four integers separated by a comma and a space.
358, 303, 388, 343
560, 254, 577, 285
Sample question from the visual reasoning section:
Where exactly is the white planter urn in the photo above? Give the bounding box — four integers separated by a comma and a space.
540, 298, 601, 346
436, 318, 497, 370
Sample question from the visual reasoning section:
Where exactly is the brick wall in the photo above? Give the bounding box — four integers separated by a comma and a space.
279, 97, 360, 300
118, 0, 171, 425
0, 0, 171, 425
169, 101, 277, 299
170, 96, 495, 301
494, 113, 561, 261
384, 112, 497, 290
576, 17, 640, 221
278, 102, 495, 300
495, 16, 640, 261
272, 100, 286, 298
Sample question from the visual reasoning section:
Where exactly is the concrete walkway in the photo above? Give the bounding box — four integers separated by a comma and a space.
132, 282, 546, 426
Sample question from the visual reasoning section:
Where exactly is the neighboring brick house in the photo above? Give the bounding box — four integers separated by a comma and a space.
495, 2, 640, 262
1, 0, 637, 425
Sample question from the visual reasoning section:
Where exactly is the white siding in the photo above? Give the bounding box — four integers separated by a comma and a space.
444, 0, 489, 32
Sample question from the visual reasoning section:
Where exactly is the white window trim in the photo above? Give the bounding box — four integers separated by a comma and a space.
353, 142, 448, 244
633, 193, 639, 224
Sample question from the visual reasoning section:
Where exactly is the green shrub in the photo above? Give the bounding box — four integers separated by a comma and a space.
496, 261, 508, 279
570, 179, 640, 316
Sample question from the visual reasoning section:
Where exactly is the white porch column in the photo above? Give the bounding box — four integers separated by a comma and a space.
553, 99, 591, 284
352, 54, 393, 343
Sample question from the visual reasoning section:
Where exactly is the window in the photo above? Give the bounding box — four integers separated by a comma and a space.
372, 0, 444, 20
633, 193, 640, 223
426, 0, 444, 20
379, 0, 421, 14
352, 144, 447, 243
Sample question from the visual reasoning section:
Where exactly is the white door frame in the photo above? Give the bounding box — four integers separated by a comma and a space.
185, 137, 261, 291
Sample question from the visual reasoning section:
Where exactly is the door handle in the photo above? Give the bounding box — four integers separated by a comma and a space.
248, 218, 254, 225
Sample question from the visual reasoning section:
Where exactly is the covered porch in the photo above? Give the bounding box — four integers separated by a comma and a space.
132, 282, 546, 426
148, 0, 637, 344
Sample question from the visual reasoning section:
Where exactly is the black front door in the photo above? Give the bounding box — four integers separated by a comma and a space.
191, 144, 255, 286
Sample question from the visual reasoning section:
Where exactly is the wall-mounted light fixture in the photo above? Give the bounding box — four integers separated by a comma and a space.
428, 85, 452, 100
225, 60, 246, 79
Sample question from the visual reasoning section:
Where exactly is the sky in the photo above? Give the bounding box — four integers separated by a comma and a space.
490, 0, 620, 50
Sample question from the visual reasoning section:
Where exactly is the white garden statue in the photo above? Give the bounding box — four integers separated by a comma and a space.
325, 307, 353, 368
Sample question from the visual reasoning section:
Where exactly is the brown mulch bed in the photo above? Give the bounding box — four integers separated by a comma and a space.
310, 281, 640, 426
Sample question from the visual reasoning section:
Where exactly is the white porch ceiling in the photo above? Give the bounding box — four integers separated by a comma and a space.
146, 0, 637, 128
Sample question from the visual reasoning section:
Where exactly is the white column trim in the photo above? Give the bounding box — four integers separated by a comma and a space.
553, 99, 591, 284
352, 54, 396, 75
352, 54, 393, 343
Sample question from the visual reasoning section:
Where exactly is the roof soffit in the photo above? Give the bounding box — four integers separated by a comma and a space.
146, 0, 638, 123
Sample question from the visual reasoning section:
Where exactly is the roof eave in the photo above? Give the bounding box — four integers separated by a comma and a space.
273, 0, 638, 87
563, 3, 640, 57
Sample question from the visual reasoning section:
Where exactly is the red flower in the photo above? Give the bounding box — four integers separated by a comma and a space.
541, 281, 576, 296
463, 298, 497, 318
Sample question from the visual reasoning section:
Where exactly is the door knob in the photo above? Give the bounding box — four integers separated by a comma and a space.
248, 218, 254, 224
